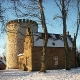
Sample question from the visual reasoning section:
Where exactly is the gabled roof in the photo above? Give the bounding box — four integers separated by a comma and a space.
33, 32, 73, 47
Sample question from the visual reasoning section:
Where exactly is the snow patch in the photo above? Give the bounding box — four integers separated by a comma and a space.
33, 33, 72, 47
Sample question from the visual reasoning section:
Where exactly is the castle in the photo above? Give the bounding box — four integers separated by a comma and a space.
6, 19, 38, 69
6, 19, 76, 71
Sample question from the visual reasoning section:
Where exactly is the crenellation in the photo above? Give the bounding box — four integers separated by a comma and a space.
7, 19, 38, 25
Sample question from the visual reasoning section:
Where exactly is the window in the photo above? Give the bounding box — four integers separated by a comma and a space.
54, 56, 58, 65
26, 42, 28, 50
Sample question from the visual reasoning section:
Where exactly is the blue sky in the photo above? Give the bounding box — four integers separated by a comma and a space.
43, 0, 80, 48
0, 0, 80, 56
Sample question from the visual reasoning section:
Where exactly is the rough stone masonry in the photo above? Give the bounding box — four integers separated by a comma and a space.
6, 19, 38, 69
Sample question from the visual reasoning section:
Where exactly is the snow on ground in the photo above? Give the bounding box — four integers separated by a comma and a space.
0, 67, 80, 80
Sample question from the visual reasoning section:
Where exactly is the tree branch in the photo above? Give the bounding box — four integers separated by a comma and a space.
54, 0, 62, 12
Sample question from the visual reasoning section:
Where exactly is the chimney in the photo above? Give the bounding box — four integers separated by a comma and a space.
66, 31, 69, 35
26, 28, 31, 35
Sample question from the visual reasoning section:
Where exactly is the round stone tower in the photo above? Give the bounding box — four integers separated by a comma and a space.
6, 19, 38, 69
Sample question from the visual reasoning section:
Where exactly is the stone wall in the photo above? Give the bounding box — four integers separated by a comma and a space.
0, 61, 6, 70
32, 47, 76, 71
6, 19, 38, 69
18, 55, 24, 70
18, 28, 33, 71
23, 28, 33, 71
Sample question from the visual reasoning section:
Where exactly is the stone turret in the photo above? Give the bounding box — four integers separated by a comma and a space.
6, 19, 38, 69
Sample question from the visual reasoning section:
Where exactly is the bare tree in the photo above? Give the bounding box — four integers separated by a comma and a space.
61, 0, 70, 70
25, 0, 48, 72
53, 0, 79, 70
54, 0, 71, 70
54, 0, 75, 70
72, 0, 80, 49
76, 0, 80, 37
38, 0, 48, 72
9, 0, 48, 72
0, 1, 7, 35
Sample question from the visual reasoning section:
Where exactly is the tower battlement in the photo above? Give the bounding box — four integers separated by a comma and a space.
6, 19, 38, 26
6, 19, 38, 32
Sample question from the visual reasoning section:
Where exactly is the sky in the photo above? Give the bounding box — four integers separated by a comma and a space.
0, 0, 80, 56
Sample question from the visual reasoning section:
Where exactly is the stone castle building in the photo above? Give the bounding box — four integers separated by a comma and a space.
6, 19, 76, 71
18, 28, 76, 71
6, 19, 38, 69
